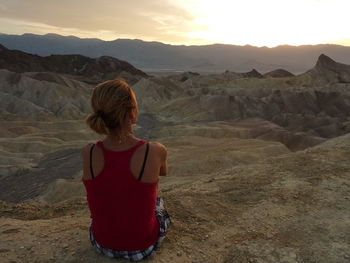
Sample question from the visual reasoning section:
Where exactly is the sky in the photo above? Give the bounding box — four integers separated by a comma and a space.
0, 0, 349, 47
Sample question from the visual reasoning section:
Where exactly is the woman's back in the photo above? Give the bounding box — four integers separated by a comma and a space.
82, 138, 167, 251
82, 79, 170, 260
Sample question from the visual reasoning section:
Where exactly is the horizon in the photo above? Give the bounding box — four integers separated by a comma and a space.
1, 32, 349, 49
0, 0, 350, 47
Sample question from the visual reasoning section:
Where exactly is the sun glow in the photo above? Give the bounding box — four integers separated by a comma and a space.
0, 0, 349, 47
175, 0, 350, 47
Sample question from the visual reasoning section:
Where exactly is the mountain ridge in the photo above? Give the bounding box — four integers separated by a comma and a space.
0, 43, 147, 83
1, 33, 350, 74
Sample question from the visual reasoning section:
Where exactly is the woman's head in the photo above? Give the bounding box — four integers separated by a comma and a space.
86, 79, 138, 135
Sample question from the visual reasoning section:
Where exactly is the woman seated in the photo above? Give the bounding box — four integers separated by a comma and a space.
81, 79, 171, 261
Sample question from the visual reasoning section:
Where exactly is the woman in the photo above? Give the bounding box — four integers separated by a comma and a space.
81, 79, 171, 261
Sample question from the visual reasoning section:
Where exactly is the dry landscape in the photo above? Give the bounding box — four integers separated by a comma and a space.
0, 45, 349, 263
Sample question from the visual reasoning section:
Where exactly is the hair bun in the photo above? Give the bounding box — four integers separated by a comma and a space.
86, 112, 108, 134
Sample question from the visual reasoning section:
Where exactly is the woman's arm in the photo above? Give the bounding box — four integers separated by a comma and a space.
81, 143, 94, 180
81, 143, 104, 180
154, 142, 167, 176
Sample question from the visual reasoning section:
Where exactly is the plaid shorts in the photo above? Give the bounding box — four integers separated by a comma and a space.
89, 197, 171, 262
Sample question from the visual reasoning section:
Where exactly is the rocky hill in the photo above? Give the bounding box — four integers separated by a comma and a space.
263, 69, 295, 78
0, 44, 147, 84
309, 53, 350, 83
0, 50, 349, 262
137, 55, 350, 142
0, 69, 92, 121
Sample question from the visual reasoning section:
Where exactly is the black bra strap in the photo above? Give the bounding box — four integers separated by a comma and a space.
138, 142, 149, 181
89, 144, 95, 179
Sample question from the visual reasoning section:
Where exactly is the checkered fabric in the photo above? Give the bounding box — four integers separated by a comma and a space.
89, 197, 171, 262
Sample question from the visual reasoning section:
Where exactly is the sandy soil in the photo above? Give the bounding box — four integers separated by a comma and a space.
1, 134, 349, 263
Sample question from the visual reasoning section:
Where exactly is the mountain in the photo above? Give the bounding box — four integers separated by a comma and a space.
0, 43, 147, 84
1, 33, 350, 73
310, 53, 350, 83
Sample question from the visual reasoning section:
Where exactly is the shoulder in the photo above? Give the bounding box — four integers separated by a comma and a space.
148, 141, 167, 152
81, 142, 103, 161
81, 143, 94, 159
81, 142, 105, 180
148, 141, 167, 159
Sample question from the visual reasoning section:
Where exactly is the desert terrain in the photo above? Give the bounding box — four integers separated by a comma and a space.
0, 45, 349, 263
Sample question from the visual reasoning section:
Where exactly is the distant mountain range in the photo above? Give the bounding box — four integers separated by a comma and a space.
1, 33, 350, 74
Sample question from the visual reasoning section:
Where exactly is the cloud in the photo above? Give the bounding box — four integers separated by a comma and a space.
0, 0, 204, 43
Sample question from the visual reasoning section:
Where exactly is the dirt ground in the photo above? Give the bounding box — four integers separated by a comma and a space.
1, 134, 350, 263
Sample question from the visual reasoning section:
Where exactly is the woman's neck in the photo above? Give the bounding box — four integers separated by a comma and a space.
105, 130, 137, 145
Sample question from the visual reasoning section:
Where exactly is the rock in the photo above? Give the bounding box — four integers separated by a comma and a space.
242, 69, 263, 78
62, 244, 69, 249
308, 54, 350, 83
263, 69, 295, 78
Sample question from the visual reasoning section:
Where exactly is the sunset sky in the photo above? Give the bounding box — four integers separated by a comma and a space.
0, 0, 349, 47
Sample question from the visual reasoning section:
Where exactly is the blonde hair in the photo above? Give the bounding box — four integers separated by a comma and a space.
86, 79, 137, 135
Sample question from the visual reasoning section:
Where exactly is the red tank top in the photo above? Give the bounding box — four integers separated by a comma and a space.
82, 140, 159, 251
